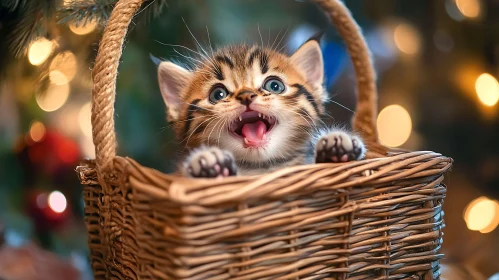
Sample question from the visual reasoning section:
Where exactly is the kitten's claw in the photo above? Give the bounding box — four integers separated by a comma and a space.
183, 146, 238, 178
315, 131, 365, 163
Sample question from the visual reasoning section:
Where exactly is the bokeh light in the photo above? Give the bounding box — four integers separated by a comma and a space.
35, 83, 70, 112
50, 51, 77, 81
81, 136, 96, 158
55, 105, 82, 137
28, 38, 54, 66
475, 73, 499, 107
393, 23, 421, 55
49, 70, 69, 86
69, 20, 97, 35
48, 191, 67, 214
78, 102, 92, 137
29, 121, 46, 142
455, 0, 481, 18
445, 0, 465, 21
377, 105, 413, 147
433, 29, 454, 52
464, 197, 499, 233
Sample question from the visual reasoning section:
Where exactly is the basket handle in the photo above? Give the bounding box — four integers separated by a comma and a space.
91, 0, 381, 173
91, 0, 145, 173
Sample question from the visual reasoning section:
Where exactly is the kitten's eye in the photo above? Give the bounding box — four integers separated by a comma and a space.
209, 87, 228, 104
263, 78, 285, 94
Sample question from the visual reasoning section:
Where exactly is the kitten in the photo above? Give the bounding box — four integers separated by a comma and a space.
157, 39, 365, 177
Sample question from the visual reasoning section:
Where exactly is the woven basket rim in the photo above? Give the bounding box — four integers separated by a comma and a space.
78, 150, 453, 206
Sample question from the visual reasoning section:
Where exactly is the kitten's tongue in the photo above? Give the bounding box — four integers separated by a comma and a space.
241, 121, 267, 146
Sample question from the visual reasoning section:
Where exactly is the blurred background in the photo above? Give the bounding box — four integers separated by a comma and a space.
0, 0, 498, 279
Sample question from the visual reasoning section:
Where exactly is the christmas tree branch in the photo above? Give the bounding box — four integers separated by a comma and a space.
58, 0, 169, 26
1, 0, 168, 59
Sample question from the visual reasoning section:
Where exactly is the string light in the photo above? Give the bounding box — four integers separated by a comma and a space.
48, 191, 67, 213
69, 20, 97, 35
464, 197, 499, 233
475, 73, 499, 107
78, 102, 92, 137
36, 83, 70, 112
393, 23, 421, 55
455, 0, 481, 18
377, 105, 412, 147
28, 38, 54, 66
50, 51, 77, 81
29, 121, 46, 142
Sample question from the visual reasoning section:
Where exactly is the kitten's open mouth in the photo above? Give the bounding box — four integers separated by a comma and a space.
229, 111, 277, 148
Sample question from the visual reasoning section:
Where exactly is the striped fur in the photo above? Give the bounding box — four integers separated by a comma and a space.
159, 41, 329, 175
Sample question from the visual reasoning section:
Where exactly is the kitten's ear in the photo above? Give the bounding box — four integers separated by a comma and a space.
290, 40, 324, 87
158, 61, 192, 121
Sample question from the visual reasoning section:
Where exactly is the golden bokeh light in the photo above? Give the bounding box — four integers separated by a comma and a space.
49, 70, 69, 86
455, 0, 481, 18
81, 136, 96, 158
464, 197, 499, 233
29, 121, 46, 142
28, 38, 54, 66
50, 51, 77, 81
393, 23, 421, 55
475, 73, 499, 107
35, 83, 70, 112
377, 105, 412, 147
78, 102, 92, 137
69, 20, 97, 36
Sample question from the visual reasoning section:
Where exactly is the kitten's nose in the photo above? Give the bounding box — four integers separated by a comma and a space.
236, 90, 257, 105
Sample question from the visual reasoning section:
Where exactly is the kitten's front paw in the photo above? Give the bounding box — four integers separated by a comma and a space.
183, 146, 238, 178
315, 131, 365, 163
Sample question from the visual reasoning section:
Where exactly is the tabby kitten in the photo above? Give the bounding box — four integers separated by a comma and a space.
157, 39, 365, 177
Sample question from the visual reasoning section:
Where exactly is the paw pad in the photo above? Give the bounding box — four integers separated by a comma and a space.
315, 131, 365, 163
184, 147, 237, 178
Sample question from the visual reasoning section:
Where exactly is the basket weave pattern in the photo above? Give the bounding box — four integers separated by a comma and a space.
77, 0, 453, 279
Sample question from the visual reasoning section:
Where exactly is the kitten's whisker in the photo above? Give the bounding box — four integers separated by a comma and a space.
207, 117, 225, 145
181, 101, 218, 113
270, 29, 282, 51
278, 40, 291, 53
155, 41, 205, 59
182, 116, 214, 144
278, 107, 319, 133
257, 24, 264, 49
201, 115, 223, 139
206, 25, 215, 57
216, 119, 228, 147
274, 25, 289, 53
173, 49, 216, 74
329, 100, 355, 114
181, 18, 210, 58
296, 107, 328, 128
181, 18, 220, 71
275, 110, 316, 139
168, 114, 217, 127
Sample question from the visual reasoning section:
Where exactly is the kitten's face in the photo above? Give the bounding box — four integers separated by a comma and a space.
158, 41, 326, 165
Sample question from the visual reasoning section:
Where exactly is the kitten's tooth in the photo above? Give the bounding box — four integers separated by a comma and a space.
239, 116, 242, 122
258, 113, 262, 118
244, 138, 249, 144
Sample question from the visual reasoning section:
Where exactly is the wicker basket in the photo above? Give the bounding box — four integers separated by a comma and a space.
77, 0, 453, 279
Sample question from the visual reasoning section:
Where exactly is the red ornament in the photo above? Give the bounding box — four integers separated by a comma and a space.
25, 129, 81, 175
26, 190, 69, 232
